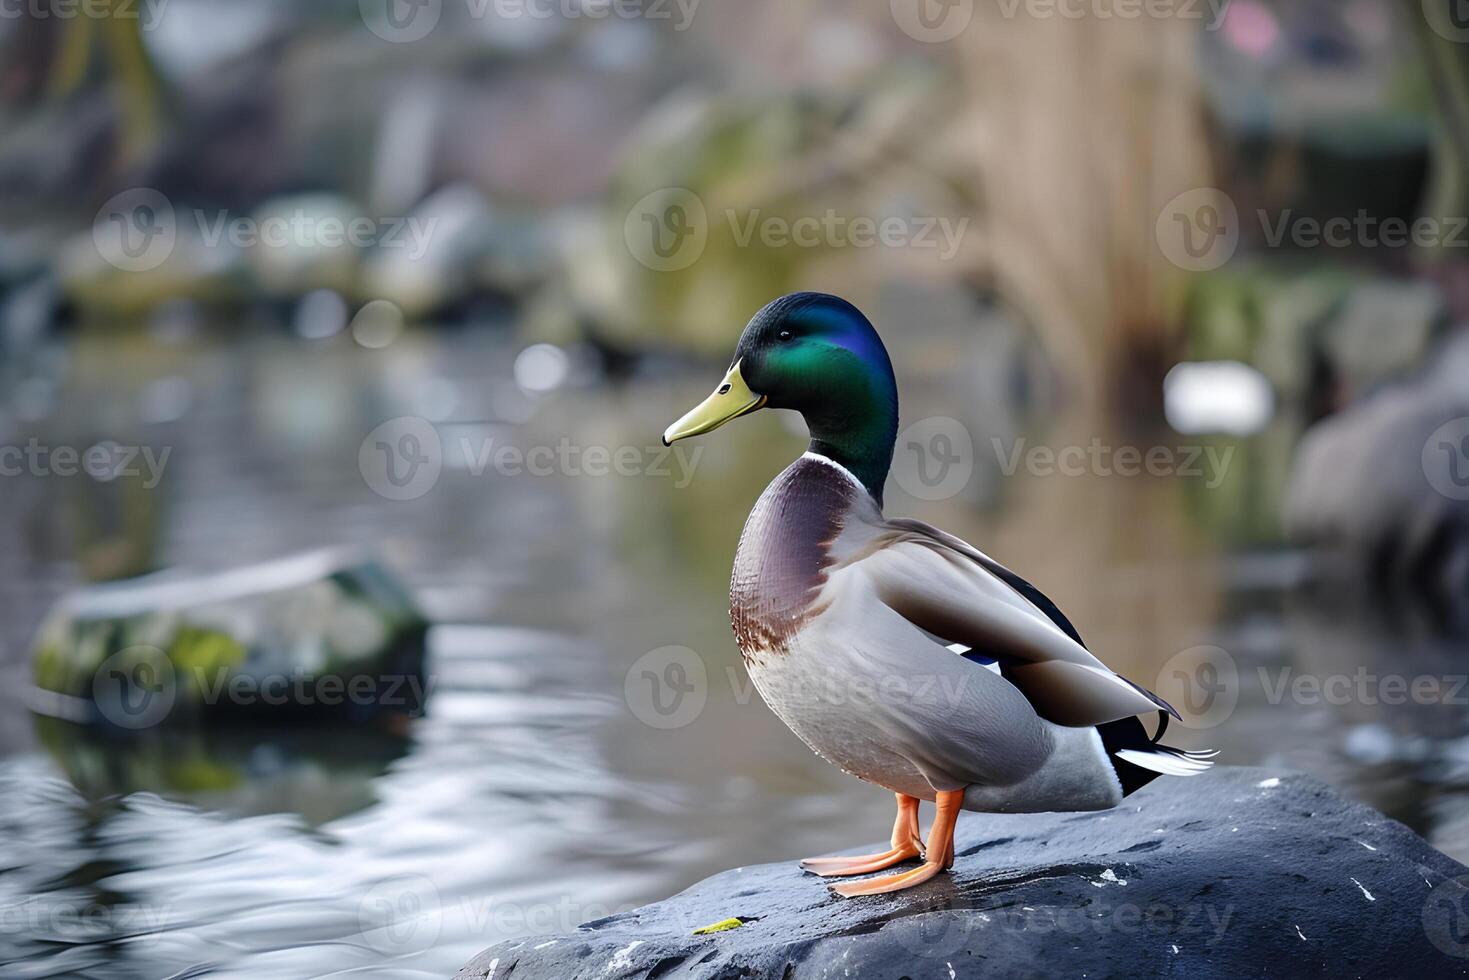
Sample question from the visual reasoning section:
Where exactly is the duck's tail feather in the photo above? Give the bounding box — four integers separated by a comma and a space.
1098, 711, 1215, 796
1114, 746, 1218, 777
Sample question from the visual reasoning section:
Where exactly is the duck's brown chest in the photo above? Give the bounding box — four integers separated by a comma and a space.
730, 457, 857, 660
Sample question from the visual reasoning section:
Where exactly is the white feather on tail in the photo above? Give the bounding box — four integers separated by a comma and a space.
1114, 746, 1217, 777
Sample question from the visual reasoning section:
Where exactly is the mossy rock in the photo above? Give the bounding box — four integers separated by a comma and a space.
29, 550, 429, 728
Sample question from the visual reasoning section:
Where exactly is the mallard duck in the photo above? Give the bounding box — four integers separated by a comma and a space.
662, 292, 1214, 898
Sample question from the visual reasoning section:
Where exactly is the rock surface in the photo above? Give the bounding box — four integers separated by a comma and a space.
457, 767, 1469, 979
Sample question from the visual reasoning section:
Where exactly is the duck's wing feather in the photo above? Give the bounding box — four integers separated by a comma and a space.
855, 518, 1178, 728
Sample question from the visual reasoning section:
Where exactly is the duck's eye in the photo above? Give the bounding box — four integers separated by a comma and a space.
717, 383, 732, 395
777, 330, 793, 342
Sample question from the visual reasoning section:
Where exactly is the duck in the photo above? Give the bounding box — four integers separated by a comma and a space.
662, 292, 1214, 898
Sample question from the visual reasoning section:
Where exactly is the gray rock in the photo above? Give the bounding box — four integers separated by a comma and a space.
1284, 328, 1469, 596
457, 767, 1469, 979
29, 549, 429, 727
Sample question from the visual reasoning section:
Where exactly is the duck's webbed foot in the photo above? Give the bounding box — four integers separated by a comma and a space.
799, 793, 923, 878
830, 789, 962, 898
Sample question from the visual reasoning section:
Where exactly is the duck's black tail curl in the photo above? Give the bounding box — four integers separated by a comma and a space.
1098, 710, 1217, 797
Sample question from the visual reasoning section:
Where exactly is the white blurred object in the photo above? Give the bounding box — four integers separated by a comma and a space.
351, 301, 405, 350
360, 183, 493, 318
1164, 360, 1274, 436
140, 377, 194, 425
294, 290, 349, 341
144, 0, 280, 78
369, 83, 443, 217
413, 378, 460, 422
246, 194, 364, 297
513, 344, 569, 394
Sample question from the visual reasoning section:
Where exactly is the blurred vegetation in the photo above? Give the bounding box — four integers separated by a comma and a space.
0, 0, 1464, 558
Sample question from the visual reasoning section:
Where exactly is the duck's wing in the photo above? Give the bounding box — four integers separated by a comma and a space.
853, 518, 1179, 728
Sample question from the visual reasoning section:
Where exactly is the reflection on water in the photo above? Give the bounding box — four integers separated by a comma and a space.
34, 719, 412, 827
0, 325, 1464, 977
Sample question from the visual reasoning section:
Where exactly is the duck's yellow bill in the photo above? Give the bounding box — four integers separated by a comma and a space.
662, 359, 767, 446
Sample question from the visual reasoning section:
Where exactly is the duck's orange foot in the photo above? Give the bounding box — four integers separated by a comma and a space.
829, 788, 963, 899
830, 860, 946, 897
800, 793, 922, 878
799, 842, 921, 878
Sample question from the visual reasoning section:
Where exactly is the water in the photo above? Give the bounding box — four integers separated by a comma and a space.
0, 322, 1463, 977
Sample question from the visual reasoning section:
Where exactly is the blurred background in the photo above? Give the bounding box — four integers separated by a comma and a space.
1, 0, 1468, 976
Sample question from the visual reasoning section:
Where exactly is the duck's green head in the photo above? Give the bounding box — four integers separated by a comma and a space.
663, 292, 899, 503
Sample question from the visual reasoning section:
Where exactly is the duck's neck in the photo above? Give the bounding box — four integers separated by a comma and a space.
804, 382, 897, 508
